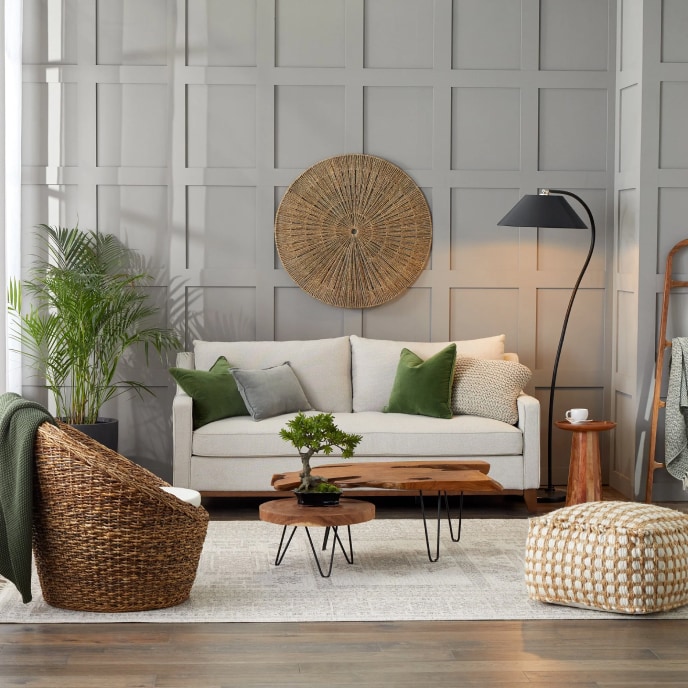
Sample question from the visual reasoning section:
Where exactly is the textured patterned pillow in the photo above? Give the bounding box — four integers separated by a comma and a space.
451, 357, 532, 424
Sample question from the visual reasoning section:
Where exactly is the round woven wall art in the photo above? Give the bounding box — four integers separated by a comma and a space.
275, 154, 432, 309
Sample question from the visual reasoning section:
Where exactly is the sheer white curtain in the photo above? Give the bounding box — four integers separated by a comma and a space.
1, 0, 22, 394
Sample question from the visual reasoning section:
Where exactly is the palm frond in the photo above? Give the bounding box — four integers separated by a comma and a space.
7, 224, 182, 424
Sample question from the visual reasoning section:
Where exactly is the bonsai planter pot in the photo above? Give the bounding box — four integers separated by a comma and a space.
294, 490, 342, 507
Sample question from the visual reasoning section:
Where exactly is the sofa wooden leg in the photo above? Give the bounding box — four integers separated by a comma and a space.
523, 489, 538, 513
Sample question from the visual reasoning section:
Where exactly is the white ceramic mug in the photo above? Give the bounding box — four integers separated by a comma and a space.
566, 408, 589, 423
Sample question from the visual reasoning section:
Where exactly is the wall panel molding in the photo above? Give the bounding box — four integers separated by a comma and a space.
19, 0, 616, 484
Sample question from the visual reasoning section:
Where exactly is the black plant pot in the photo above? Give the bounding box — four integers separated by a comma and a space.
294, 490, 342, 507
69, 417, 119, 452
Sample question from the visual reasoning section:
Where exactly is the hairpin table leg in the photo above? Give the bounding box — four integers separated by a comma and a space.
273, 525, 355, 578
418, 491, 464, 561
304, 526, 354, 577
274, 525, 298, 566
444, 491, 464, 542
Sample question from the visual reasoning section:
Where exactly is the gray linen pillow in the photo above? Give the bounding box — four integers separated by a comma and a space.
231, 361, 312, 420
451, 357, 532, 425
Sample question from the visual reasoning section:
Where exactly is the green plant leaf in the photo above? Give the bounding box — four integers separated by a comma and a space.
7, 224, 182, 423
280, 412, 362, 491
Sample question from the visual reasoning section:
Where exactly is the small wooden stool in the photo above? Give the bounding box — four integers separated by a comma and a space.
259, 498, 375, 577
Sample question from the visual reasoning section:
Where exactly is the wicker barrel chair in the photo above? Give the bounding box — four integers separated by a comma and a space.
32, 421, 209, 612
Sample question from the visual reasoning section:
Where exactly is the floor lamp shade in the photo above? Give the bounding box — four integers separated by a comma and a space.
497, 189, 596, 503
497, 193, 588, 230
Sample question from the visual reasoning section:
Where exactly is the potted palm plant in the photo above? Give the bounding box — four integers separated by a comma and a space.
7, 224, 181, 449
279, 412, 362, 506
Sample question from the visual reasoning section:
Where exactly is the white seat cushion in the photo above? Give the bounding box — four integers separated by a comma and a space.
161, 485, 202, 507
191, 411, 523, 458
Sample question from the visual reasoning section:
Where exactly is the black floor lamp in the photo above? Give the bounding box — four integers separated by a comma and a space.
497, 189, 596, 503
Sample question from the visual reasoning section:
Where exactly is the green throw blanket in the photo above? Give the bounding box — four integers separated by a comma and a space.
665, 338, 688, 489
0, 393, 55, 603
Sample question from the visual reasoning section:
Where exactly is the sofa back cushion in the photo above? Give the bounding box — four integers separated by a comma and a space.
193, 337, 352, 412
350, 334, 506, 412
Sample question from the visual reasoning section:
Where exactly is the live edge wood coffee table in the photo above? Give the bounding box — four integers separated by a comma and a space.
271, 461, 503, 562
259, 498, 375, 577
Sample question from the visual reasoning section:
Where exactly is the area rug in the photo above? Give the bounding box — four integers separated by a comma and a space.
2, 518, 688, 623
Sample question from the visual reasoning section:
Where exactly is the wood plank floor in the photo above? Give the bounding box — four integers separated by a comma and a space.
2, 619, 688, 687
2, 490, 688, 687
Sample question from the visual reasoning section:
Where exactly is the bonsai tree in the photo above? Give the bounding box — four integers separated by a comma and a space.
7, 224, 181, 425
279, 412, 362, 492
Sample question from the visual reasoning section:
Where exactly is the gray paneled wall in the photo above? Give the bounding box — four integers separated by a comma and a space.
20, 0, 616, 485
612, 0, 688, 501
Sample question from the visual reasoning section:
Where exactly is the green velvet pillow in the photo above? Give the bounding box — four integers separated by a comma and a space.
384, 343, 457, 419
169, 356, 248, 429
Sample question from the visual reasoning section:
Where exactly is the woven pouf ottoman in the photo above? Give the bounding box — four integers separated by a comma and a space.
525, 501, 688, 614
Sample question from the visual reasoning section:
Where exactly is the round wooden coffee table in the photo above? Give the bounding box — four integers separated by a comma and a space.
259, 498, 375, 578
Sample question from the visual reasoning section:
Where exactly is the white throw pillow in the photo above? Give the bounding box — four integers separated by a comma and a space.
451, 357, 532, 425
351, 334, 506, 412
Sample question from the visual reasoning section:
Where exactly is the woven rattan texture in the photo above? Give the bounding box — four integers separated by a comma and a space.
275, 154, 432, 309
32, 421, 209, 613
525, 501, 688, 614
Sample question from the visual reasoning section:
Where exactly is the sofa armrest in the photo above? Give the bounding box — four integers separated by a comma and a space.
172, 351, 195, 488
517, 393, 541, 490
175, 351, 195, 371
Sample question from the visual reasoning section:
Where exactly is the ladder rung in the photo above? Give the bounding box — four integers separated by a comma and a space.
659, 400, 666, 408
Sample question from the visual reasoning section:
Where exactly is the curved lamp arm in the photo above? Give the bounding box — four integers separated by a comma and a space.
544, 189, 596, 500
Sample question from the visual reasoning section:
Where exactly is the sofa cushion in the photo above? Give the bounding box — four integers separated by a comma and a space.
384, 344, 456, 419
191, 411, 523, 458
232, 362, 312, 420
452, 357, 532, 425
193, 337, 352, 412
350, 334, 506, 412
169, 356, 248, 429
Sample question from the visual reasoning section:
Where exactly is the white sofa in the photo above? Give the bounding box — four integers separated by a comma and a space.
172, 335, 540, 510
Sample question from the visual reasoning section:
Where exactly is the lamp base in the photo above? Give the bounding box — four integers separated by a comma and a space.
537, 487, 567, 504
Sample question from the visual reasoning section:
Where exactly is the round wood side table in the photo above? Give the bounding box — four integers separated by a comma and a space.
555, 420, 616, 506
259, 498, 375, 578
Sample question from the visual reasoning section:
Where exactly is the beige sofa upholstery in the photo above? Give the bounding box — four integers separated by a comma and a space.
172, 335, 540, 510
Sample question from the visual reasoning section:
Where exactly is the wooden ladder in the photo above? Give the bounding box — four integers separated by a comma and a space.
645, 238, 688, 502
